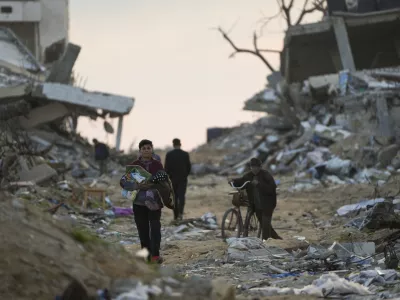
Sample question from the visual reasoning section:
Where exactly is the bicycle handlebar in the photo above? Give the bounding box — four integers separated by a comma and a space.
230, 181, 251, 189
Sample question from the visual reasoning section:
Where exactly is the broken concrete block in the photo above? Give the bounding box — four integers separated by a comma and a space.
32, 83, 134, 115
211, 278, 236, 300
377, 144, 400, 168
289, 129, 313, 149
0, 83, 30, 99
0, 100, 31, 121
329, 242, 375, 259
18, 164, 57, 184
375, 95, 393, 137
325, 157, 355, 177
308, 74, 339, 93
266, 71, 282, 89
46, 43, 81, 84
314, 124, 352, 142
18, 103, 69, 129
391, 151, 400, 169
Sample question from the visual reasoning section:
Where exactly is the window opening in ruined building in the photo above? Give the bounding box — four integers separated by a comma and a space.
0, 6, 12, 14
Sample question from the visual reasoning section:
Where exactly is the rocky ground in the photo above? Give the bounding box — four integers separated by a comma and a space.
2, 164, 400, 299
57, 171, 400, 298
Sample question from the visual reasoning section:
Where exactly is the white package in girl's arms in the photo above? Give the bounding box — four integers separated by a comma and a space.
131, 171, 146, 183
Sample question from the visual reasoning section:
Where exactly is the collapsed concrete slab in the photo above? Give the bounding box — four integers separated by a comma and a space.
18, 103, 69, 129
0, 27, 44, 73
243, 89, 282, 115
0, 83, 30, 99
32, 82, 135, 115
46, 43, 81, 84
18, 163, 57, 184
0, 26, 136, 152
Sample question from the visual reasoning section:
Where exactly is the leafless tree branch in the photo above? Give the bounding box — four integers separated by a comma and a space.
217, 27, 276, 72
259, 0, 326, 31
313, 0, 328, 13
257, 9, 283, 36
218, 1, 327, 71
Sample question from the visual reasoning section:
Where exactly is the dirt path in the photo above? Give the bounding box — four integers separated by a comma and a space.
103, 174, 388, 262
89, 173, 400, 299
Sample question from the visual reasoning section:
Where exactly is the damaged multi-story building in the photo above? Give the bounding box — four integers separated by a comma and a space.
245, 1, 400, 141
0, 0, 69, 65
0, 0, 134, 153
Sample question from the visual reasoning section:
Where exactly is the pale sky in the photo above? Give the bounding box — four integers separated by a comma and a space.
71, 0, 319, 151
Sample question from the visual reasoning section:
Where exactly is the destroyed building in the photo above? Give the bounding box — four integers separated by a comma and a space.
0, 0, 69, 64
199, 5, 400, 187
0, 3, 135, 186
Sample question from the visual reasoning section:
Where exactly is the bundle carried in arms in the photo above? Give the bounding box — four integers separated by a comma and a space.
121, 164, 174, 209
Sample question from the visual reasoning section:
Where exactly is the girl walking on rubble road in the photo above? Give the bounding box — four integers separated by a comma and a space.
119, 139, 173, 264
229, 158, 282, 241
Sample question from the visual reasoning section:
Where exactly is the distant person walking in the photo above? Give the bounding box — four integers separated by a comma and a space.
93, 139, 109, 175
165, 138, 191, 221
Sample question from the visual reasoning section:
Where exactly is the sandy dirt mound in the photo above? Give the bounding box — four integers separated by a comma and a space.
0, 191, 155, 300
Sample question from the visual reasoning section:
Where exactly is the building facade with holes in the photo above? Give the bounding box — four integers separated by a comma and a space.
0, 0, 69, 65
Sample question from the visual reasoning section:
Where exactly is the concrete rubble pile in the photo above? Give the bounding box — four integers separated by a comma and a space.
0, 27, 135, 189
0, 27, 235, 300
196, 8, 400, 192
0, 193, 235, 300
197, 66, 400, 189
176, 233, 400, 299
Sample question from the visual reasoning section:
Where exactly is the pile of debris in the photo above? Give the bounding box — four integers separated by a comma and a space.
176, 229, 400, 299
0, 26, 135, 189
0, 191, 235, 300
195, 67, 400, 190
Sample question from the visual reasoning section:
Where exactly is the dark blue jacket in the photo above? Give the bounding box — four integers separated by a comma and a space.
94, 143, 109, 160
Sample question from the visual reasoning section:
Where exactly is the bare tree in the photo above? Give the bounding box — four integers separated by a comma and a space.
277, 0, 327, 28
217, 28, 277, 72
218, 0, 326, 70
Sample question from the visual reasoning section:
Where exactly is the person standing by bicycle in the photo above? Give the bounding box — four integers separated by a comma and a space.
229, 157, 282, 241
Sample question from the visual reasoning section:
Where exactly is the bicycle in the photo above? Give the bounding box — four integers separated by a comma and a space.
221, 181, 261, 239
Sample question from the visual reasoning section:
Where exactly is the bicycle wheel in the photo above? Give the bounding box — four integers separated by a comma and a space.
221, 208, 241, 239
243, 210, 261, 238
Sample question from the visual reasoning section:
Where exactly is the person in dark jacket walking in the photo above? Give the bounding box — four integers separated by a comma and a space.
229, 158, 282, 241
165, 138, 191, 221
120, 139, 167, 264
93, 139, 109, 175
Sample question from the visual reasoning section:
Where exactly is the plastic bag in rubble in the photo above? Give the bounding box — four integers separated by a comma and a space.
336, 198, 385, 216
201, 212, 217, 228
115, 282, 162, 300
250, 273, 372, 297
325, 157, 354, 177
297, 273, 372, 297
348, 269, 400, 287
112, 206, 133, 217
226, 237, 264, 250
355, 168, 391, 183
